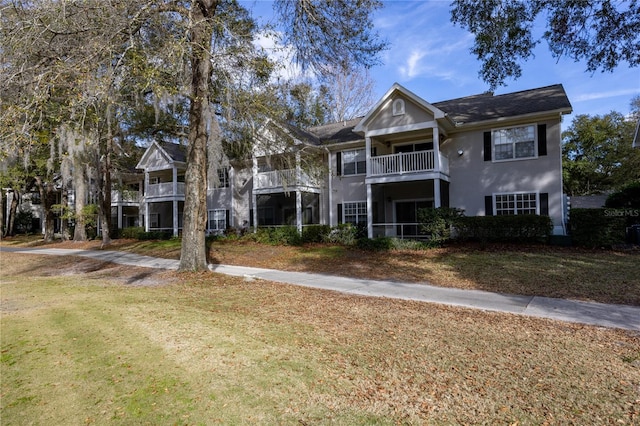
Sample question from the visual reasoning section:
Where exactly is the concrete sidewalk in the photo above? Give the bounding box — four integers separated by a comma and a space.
2, 246, 639, 331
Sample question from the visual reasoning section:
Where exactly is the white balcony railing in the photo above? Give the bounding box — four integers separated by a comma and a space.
369, 150, 449, 176
146, 182, 185, 198
255, 169, 320, 190
111, 190, 140, 203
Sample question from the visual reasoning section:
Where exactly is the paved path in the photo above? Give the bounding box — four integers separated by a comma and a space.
2, 247, 639, 331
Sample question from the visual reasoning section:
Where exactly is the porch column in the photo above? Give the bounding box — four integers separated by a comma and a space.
367, 183, 373, 239
252, 156, 258, 231
144, 172, 150, 232
144, 202, 150, 232
296, 190, 303, 234
432, 127, 440, 171
172, 166, 178, 236
433, 179, 441, 208
138, 178, 144, 228
117, 204, 123, 229
327, 149, 333, 226
295, 152, 303, 233
365, 136, 372, 176
229, 167, 235, 227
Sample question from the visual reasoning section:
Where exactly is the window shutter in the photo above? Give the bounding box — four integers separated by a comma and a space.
336, 152, 342, 176
540, 193, 549, 216
485, 196, 493, 216
337, 204, 343, 224
537, 124, 547, 156
225, 210, 230, 228
484, 131, 492, 161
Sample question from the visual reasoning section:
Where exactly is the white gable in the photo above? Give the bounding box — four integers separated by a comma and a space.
354, 83, 449, 136
136, 142, 173, 171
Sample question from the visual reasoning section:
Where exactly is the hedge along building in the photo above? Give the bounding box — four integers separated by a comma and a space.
134, 83, 572, 238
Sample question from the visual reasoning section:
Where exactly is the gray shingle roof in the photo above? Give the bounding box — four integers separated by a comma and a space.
160, 142, 186, 162
432, 84, 572, 124
307, 117, 363, 144
307, 84, 572, 144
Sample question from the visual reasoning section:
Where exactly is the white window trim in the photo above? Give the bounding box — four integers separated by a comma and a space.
392, 98, 405, 116
493, 191, 540, 215
341, 148, 366, 176
491, 124, 538, 163
209, 167, 230, 190
343, 200, 368, 224
208, 209, 227, 231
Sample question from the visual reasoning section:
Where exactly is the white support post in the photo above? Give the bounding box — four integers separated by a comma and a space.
144, 172, 149, 232
365, 136, 372, 176
327, 149, 333, 226
433, 127, 440, 171
296, 190, 303, 234
252, 157, 258, 231
172, 167, 178, 236
367, 183, 373, 239
434, 179, 441, 208
117, 204, 123, 229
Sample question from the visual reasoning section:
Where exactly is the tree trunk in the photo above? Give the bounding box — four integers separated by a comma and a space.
60, 184, 71, 241
99, 124, 113, 248
35, 177, 56, 242
73, 163, 87, 241
0, 188, 5, 239
179, 0, 219, 271
5, 189, 20, 237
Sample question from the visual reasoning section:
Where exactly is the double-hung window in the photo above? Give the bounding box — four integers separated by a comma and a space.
494, 193, 538, 215
342, 149, 366, 175
215, 168, 229, 188
208, 209, 227, 232
343, 201, 367, 225
493, 125, 536, 160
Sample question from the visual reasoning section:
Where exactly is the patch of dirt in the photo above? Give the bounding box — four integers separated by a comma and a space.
2, 252, 177, 287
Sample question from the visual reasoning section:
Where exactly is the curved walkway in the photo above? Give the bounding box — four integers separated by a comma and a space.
2, 247, 639, 331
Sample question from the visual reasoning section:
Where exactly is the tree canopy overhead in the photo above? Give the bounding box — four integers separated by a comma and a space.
451, 0, 640, 89
1, 0, 387, 270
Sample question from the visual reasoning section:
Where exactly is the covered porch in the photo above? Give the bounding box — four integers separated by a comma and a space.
367, 179, 450, 239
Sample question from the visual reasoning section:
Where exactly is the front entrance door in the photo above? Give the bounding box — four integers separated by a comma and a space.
395, 200, 432, 238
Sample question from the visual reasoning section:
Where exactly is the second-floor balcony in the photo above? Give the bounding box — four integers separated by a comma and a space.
255, 169, 321, 191
146, 182, 185, 198
369, 150, 449, 177
111, 190, 141, 204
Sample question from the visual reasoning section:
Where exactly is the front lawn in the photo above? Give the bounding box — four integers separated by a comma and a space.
3, 235, 639, 305
1, 252, 639, 424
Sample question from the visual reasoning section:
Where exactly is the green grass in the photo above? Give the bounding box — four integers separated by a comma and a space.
1, 253, 639, 425
2, 235, 639, 304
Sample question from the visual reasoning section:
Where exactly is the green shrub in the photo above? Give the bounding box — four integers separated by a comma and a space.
120, 227, 144, 239
455, 215, 553, 243
418, 207, 464, 246
606, 181, 640, 208
324, 224, 358, 246
569, 208, 627, 247
138, 230, 172, 240
302, 225, 331, 243
357, 236, 393, 250
249, 226, 302, 245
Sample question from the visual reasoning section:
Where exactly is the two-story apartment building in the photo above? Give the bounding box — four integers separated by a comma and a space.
134, 83, 572, 238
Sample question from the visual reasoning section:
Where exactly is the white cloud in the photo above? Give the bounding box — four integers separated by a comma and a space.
572, 88, 640, 102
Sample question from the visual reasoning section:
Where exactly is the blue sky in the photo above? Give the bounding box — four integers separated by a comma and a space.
243, 0, 640, 121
